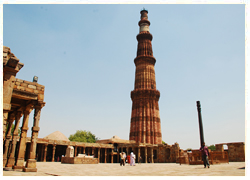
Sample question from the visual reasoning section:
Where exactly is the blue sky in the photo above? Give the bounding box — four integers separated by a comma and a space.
3, 3, 246, 150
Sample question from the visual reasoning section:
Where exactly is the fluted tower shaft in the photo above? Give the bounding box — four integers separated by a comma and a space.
129, 10, 162, 144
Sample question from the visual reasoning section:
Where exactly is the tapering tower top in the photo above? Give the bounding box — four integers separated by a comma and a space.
140, 9, 148, 19
139, 9, 150, 33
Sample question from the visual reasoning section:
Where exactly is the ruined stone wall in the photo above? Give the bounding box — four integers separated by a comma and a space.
227, 142, 245, 162
215, 142, 245, 162
157, 145, 166, 163
215, 144, 224, 152
156, 143, 180, 163
170, 143, 180, 163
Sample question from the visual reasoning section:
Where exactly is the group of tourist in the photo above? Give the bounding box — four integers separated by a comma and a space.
119, 152, 137, 166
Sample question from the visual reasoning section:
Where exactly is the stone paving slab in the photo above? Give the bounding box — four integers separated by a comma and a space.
2, 162, 246, 176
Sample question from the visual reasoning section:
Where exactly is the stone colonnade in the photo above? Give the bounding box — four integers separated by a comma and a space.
35, 143, 113, 164
3, 46, 46, 172
117, 145, 155, 163
3, 102, 45, 172
73, 146, 110, 163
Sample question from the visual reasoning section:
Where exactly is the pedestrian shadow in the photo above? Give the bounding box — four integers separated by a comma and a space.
238, 167, 245, 169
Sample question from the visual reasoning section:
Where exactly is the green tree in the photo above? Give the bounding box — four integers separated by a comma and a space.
162, 141, 166, 144
186, 148, 192, 151
208, 145, 216, 151
69, 130, 98, 143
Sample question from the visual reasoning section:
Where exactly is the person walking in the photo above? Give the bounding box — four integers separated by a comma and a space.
122, 152, 126, 166
138, 156, 142, 164
120, 152, 124, 166
130, 152, 136, 166
199, 142, 210, 168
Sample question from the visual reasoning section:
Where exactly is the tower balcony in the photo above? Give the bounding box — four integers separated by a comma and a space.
130, 89, 160, 101
136, 32, 153, 41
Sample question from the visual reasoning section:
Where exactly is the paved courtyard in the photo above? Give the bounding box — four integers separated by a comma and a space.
2, 161, 246, 176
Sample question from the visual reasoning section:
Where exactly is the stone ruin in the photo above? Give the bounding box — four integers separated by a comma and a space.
179, 142, 245, 165
61, 146, 98, 164
65, 146, 74, 157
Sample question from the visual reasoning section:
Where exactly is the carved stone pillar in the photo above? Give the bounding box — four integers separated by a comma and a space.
100, 148, 102, 163
3, 68, 22, 140
43, 144, 48, 162
6, 111, 23, 167
52, 144, 56, 162
24, 103, 44, 172
145, 147, 148, 163
104, 148, 107, 163
151, 148, 154, 163
83, 147, 85, 154
3, 112, 15, 167
92, 147, 95, 156
41, 145, 44, 161
111, 149, 114, 163
117, 148, 119, 162
74, 146, 78, 157
98, 148, 100, 163
13, 104, 33, 170
3, 111, 9, 142
138, 147, 141, 163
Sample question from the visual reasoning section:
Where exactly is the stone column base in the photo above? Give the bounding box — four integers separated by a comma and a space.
13, 158, 25, 170
23, 159, 37, 172
23, 167, 37, 172
13, 165, 24, 170
3, 158, 7, 167
6, 157, 15, 167
3, 167, 13, 171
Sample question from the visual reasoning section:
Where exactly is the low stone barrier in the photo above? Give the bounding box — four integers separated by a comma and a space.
61, 156, 98, 164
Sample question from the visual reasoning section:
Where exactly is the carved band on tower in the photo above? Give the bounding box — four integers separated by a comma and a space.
129, 9, 162, 144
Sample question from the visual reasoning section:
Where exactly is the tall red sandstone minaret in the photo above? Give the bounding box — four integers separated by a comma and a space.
129, 9, 162, 144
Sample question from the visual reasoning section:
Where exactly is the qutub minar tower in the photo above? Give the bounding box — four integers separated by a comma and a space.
129, 9, 162, 144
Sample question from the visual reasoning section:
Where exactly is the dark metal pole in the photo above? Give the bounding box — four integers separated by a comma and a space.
196, 101, 204, 147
